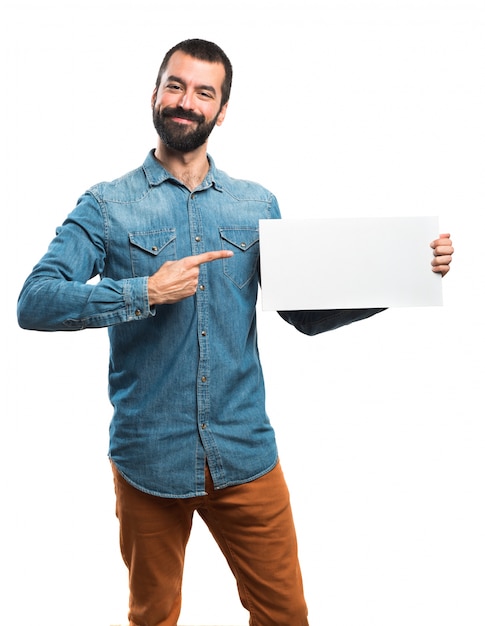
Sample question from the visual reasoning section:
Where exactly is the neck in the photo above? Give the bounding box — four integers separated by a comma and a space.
154, 143, 210, 191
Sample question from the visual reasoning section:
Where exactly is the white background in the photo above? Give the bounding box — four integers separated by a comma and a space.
2, 1, 484, 625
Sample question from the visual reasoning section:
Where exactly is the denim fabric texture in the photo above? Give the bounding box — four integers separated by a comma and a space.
18, 150, 383, 497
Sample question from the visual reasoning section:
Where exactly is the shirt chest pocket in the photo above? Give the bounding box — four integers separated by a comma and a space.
219, 228, 259, 289
129, 229, 177, 277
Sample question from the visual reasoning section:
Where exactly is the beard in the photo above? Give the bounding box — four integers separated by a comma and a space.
153, 105, 220, 153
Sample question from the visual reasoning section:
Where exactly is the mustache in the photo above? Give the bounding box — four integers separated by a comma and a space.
161, 106, 205, 124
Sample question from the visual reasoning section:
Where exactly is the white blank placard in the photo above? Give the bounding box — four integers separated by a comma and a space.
259, 216, 443, 310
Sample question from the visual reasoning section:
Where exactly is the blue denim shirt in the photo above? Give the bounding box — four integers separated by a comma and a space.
18, 151, 383, 497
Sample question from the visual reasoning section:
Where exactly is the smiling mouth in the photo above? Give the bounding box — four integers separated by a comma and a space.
163, 107, 204, 125
171, 116, 195, 125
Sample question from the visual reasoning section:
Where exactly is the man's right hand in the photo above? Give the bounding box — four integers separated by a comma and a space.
147, 250, 234, 305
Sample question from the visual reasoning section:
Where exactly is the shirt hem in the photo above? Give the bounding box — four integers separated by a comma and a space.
109, 455, 279, 499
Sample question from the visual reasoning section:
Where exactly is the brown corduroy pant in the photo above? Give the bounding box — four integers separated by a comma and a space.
111, 461, 309, 626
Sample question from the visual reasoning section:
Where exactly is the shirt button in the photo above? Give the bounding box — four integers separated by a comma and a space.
201, 376, 207, 383
201, 330, 207, 336
195, 236, 201, 242
199, 284, 205, 291
135, 309, 142, 316
201, 423, 207, 429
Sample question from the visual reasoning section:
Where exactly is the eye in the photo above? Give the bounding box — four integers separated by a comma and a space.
199, 90, 212, 99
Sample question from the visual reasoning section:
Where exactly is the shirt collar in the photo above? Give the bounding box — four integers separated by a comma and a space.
142, 150, 223, 192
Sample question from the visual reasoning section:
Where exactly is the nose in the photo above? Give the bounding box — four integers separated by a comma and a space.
178, 89, 195, 110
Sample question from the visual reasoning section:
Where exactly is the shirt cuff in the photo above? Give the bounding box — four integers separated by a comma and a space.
123, 276, 155, 321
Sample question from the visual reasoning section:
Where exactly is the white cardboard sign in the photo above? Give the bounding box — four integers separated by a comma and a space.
259, 216, 443, 310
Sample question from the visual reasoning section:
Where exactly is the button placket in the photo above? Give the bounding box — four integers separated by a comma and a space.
188, 191, 211, 440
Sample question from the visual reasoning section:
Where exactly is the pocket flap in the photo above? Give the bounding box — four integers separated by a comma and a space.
219, 228, 259, 252
129, 229, 176, 256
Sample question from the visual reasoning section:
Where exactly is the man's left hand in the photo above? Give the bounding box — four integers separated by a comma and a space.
430, 233, 454, 277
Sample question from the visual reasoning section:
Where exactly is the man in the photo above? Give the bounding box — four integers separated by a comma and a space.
17, 39, 454, 626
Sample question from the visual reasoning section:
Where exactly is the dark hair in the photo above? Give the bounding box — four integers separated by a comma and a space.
155, 39, 233, 106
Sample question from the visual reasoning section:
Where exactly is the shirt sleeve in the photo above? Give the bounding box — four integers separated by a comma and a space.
277, 308, 386, 336
17, 192, 153, 331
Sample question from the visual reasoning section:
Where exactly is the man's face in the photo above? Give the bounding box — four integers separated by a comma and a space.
152, 51, 228, 153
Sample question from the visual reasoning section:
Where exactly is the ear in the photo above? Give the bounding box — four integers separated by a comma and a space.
151, 87, 159, 108
216, 102, 229, 126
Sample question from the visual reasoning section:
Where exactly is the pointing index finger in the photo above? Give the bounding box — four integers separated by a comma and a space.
190, 249, 234, 267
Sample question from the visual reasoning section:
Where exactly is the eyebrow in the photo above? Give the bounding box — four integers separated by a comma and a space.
165, 75, 217, 95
